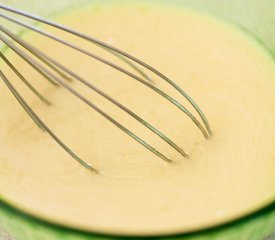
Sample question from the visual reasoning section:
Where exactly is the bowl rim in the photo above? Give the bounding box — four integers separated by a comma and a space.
1, 195, 275, 238
1, 0, 275, 238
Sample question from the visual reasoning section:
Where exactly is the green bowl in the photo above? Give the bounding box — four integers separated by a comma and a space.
1, 0, 275, 239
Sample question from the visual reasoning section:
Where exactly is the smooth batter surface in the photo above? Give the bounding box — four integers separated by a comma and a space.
1, 2, 275, 236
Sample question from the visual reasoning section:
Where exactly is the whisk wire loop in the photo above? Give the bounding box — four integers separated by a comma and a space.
0, 4, 211, 136
0, 13, 209, 139
0, 4, 211, 172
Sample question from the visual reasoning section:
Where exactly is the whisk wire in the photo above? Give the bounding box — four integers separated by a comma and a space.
0, 51, 51, 105
0, 36, 176, 166
0, 13, 209, 139
0, 24, 189, 158
0, 67, 98, 172
0, 4, 211, 136
0, 4, 212, 172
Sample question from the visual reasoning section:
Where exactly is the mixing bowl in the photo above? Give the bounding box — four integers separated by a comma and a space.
0, 0, 275, 239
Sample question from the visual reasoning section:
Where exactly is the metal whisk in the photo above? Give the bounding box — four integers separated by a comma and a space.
0, 4, 212, 173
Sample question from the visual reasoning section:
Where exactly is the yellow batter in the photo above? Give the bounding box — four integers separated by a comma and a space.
1, 2, 275, 236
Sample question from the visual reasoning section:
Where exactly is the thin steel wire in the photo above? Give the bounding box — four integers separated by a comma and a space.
0, 65, 98, 173
0, 4, 212, 172
0, 36, 174, 167
0, 13, 209, 139
0, 26, 189, 158
0, 4, 212, 136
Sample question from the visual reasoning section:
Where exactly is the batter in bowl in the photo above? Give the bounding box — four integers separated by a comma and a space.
0, 1, 275, 236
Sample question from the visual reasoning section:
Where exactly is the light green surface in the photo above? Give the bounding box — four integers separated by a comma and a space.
0, 0, 275, 239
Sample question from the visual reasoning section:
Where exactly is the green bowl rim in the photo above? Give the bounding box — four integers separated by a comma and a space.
1, 0, 275, 238
1, 196, 275, 238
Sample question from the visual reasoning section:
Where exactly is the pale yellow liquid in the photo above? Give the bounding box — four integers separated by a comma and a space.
1, 2, 275, 236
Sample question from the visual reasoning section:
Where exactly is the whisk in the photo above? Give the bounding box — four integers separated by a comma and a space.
0, 4, 212, 173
